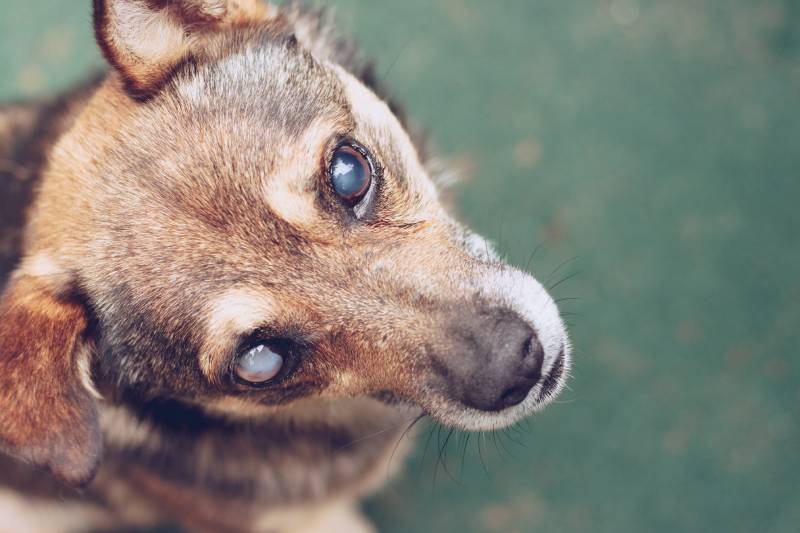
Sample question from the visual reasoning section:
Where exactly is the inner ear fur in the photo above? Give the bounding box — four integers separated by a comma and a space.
0, 275, 101, 488
93, 0, 272, 98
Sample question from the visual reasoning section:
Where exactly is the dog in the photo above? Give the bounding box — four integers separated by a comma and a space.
0, 1, 571, 531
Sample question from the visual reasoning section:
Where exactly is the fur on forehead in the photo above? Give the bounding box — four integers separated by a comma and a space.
167, 33, 352, 137
94, 29, 440, 233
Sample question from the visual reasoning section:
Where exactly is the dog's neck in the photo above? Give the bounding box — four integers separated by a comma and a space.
91, 394, 415, 523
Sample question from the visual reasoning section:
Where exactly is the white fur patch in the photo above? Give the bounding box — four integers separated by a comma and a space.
201, 288, 278, 377
462, 231, 499, 263
262, 125, 329, 228
76, 344, 102, 401
433, 265, 572, 432
206, 288, 276, 336
100, 404, 160, 451
16, 252, 71, 293
253, 498, 374, 533
264, 152, 320, 227
0, 488, 115, 533
178, 74, 205, 104
21, 253, 63, 278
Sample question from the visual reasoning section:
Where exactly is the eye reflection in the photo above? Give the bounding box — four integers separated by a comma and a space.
235, 344, 283, 384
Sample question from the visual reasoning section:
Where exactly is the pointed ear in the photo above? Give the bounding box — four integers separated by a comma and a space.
93, 0, 272, 97
0, 275, 101, 488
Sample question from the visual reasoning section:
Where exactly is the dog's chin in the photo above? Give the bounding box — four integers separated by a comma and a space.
427, 345, 571, 432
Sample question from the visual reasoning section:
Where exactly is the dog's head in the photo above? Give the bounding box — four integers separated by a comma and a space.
0, 0, 570, 487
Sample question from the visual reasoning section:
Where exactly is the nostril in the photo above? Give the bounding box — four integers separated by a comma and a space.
523, 333, 544, 361
521, 333, 545, 380
520, 335, 533, 360
499, 384, 532, 409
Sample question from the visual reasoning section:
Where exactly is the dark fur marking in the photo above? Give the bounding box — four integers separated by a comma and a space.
103, 397, 383, 501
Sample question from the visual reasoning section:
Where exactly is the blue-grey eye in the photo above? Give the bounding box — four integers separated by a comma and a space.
330, 144, 372, 203
235, 344, 284, 384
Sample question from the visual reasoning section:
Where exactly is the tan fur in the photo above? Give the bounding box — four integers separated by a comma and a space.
0, 1, 571, 531
262, 118, 351, 228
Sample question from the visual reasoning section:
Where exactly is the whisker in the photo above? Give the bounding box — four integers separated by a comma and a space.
490, 430, 502, 459
497, 214, 507, 256
434, 426, 459, 486
333, 416, 419, 454
438, 428, 459, 484
381, 39, 413, 81
431, 424, 445, 490
503, 426, 526, 448
524, 241, 544, 272
496, 430, 516, 459
549, 270, 581, 291
477, 431, 490, 478
458, 432, 471, 482
545, 256, 580, 284
386, 413, 427, 478
420, 423, 436, 467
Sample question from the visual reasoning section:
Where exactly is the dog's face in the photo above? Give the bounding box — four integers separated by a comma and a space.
0, 0, 570, 487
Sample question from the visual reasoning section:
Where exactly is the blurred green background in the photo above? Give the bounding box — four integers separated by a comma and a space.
2, 1, 798, 532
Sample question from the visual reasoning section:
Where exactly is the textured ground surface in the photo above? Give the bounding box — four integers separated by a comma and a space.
1, 1, 798, 532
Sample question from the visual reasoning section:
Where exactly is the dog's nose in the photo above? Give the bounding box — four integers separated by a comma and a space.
434, 308, 545, 412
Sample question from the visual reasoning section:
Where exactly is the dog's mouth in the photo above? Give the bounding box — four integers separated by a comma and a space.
371, 343, 570, 432
536, 346, 567, 402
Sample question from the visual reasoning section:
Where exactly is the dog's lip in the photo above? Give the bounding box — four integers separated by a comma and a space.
535, 346, 566, 402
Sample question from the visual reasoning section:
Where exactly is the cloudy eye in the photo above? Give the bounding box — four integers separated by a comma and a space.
329, 144, 372, 204
235, 343, 284, 384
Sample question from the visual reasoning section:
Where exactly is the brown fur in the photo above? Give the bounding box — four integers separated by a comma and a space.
0, 1, 570, 531
0, 276, 100, 487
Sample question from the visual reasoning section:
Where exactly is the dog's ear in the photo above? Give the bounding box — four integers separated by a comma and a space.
93, 0, 272, 97
0, 275, 101, 488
